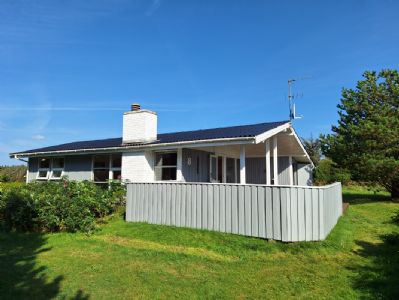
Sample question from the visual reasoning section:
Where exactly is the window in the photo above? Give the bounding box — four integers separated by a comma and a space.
37, 158, 51, 180
37, 157, 64, 180
110, 155, 122, 180
155, 152, 177, 181
92, 154, 122, 183
93, 155, 109, 183
51, 158, 64, 179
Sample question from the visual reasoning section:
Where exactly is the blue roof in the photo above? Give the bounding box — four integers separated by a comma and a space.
12, 121, 289, 155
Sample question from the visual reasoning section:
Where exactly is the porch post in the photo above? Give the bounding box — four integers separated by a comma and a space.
177, 148, 183, 181
265, 139, 271, 185
240, 145, 246, 184
288, 156, 293, 185
273, 136, 278, 185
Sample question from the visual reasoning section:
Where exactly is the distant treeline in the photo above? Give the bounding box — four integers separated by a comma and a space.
0, 165, 27, 182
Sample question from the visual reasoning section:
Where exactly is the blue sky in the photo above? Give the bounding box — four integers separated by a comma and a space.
1, 0, 398, 165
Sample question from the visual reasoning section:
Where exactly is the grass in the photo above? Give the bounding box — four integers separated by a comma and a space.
1, 186, 398, 299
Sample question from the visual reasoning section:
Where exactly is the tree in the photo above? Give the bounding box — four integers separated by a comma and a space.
301, 136, 321, 166
320, 69, 399, 198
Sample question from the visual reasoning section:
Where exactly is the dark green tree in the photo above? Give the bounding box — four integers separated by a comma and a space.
321, 69, 399, 197
301, 136, 321, 166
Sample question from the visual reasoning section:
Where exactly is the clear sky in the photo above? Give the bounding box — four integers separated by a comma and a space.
1, 0, 398, 165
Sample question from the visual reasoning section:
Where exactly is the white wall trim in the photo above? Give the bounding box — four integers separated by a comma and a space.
265, 139, 271, 185
254, 122, 291, 144
240, 145, 246, 184
176, 148, 183, 181
273, 136, 278, 185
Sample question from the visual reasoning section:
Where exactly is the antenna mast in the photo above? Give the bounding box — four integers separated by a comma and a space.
288, 76, 310, 121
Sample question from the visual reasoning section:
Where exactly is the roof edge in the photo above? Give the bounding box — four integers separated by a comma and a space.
10, 136, 256, 158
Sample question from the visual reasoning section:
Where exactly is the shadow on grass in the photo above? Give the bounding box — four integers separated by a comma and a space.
351, 232, 399, 299
0, 232, 89, 300
343, 192, 391, 205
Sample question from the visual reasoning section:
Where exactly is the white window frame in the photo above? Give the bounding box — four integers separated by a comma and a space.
92, 154, 122, 183
37, 157, 64, 180
110, 154, 122, 181
210, 154, 218, 183
50, 157, 65, 180
37, 158, 51, 180
154, 151, 178, 181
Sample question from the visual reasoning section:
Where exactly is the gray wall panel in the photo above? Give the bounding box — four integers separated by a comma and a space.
246, 157, 292, 185
64, 155, 92, 181
182, 149, 210, 182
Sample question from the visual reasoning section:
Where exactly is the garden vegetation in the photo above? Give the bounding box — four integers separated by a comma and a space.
0, 180, 125, 233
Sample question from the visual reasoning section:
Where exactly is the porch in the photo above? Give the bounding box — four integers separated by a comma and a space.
153, 128, 313, 186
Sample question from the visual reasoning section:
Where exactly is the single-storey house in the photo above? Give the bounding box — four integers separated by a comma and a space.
10, 104, 313, 186
10, 104, 343, 242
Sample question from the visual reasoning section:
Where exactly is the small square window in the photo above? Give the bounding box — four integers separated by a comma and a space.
162, 167, 177, 180
112, 155, 121, 168
113, 170, 122, 180
52, 158, 64, 169
162, 153, 177, 166
93, 155, 109, 168
51, 170, 63, 179
39, 158, 50, 169
94, 170, 109, 182
38, 170, 49, 179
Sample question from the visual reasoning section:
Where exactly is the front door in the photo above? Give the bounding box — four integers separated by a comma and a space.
210, 155, 225, 183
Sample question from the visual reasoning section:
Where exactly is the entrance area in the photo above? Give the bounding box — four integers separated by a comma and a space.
210, 155, 239, 183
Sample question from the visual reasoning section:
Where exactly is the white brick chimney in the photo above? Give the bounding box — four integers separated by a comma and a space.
122, 103, 157, 144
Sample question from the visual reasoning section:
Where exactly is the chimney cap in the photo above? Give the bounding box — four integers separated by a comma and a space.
131, 103, 141, 111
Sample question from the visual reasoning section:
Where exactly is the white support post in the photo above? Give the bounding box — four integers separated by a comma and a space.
288, 156, 293, 185
240, 145, 246, 184
265, 139, 271, 185
177, 148, 183, 181
222, 156, 227, 183
108, 154, 113, 181
273, 136, 278, 185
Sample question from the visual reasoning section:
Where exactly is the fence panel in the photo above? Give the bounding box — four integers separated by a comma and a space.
126, 182, 342, 242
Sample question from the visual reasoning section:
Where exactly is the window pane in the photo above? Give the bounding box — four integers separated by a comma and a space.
38, 170, 48, 178
52, 170, 63, 178
162, 167, 176, 180
210, 156, 217, 182
93, 155, 109, 168
52, 157, 64, 169
112, 155, 121, 168
39, 158, 50, 169
218, 157, 223, 183
162, 153, 177, 166
94, 170, 109, 182
112, 170, 122, 180
226, 158, 235, 183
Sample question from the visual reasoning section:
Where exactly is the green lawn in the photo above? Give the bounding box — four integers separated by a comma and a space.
1, 186, 398, 299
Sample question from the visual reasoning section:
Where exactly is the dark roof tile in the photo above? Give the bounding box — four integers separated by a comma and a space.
13, 121, 289, 155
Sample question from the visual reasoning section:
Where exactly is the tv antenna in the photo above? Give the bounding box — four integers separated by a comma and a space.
288, 76, 311, 121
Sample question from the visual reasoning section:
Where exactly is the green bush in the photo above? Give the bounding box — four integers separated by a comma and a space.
0, 165, 27, 182
314, 159, 351, 185
0, 180, 125, 233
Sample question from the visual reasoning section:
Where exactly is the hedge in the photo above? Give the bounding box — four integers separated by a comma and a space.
0, 180, 125, 233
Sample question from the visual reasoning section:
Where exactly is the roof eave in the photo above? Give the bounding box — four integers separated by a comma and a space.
10, 136, 257, 158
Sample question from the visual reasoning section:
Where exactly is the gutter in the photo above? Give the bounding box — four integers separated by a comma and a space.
10, 136, 256, 158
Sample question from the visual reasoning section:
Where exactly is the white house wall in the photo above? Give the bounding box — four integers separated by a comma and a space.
122, 151, 154, 182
